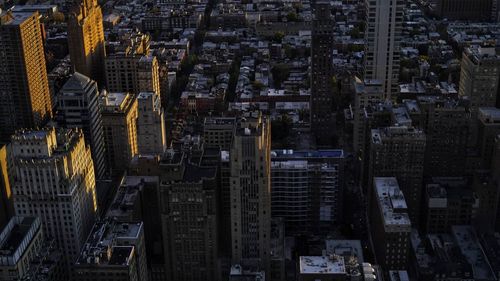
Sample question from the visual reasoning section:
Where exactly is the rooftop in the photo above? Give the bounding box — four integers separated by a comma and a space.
479, 107, 500, 124
108, 246, 134, 266
374, 177, 411, 230
103, 92, 128, 108
0, 10, 37, 25
465, 45, 500, 63
204, 117, 236, 127
106, 176, 160, 219
325, 240, 364, 263
452, 225, 494, 280
389, 271, 410, 281
0, 217, 41, 266
299, 255, 346, 275
371, 126, 425, 145
271, 149, 344, 159
61, 72, 92, 91
76, 220, 142, 267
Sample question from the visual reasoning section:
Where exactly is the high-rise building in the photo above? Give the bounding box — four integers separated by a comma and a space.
417, 96, 469, 177
126, 149, 221, 281
230, 111, 271, 273
106, 54, 161, 95
434, 0, 493, 21
203, 117, 236, 151
0, 216, 43, 281
271, 149, 345, 236
370, 177, 411, 270
352, 78, 385, 155
472, 170, 500, 234
159, 152, 218, 281
364, 0, 404, 98
0, 10, 53, 142
67, 0, 106, 85
106, 175, 165, 281
369, 126, 426, 223
477, 107, 500, 168
74, 220, 148, 281
310, 2, 336, 144
57, 72, 107, 179
101, 92, 138, 173
0, 145, 13, 229
137, 55, 161, 94
9, 128, 97, 276
0, 216, 64, 281
424, 178, 475, 234
459, 46, 500, 146
137, 92, 166, 155
105, 34, 160, 95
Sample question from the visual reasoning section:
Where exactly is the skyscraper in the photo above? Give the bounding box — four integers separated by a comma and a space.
74, 220, 148, 281
136, 92, 166, 155
417, 96, 469, 177
10, 128, 97, 277
369, 125, 426, 223
0, 145, 13, 229
67, 0, 106, 85
370, 177, 411, 270
271, 149, 345, 236
310, 2, 335, 144
105, 34, 160, 95
230, 111, 271, 273
477, 107, 500, 168
101, 92, 138, 173
0, 10, 53, 142
57, 72, 107, 179
364, 0, 404, 98
352, 78, 385, 155
459, 46, 500, 146
160, 156, 218, 281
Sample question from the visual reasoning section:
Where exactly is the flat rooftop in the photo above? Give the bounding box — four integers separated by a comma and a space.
271, 160, 308, 169
374, 177, 411, 229
103, 92, 129, 109
0, 216, 40, 266
452, 225, 494, 280
204, 117, 236, 126
76, 220, 143, 266
299, 256, 346, 275
389, 271, 410, 281
0, 10, 36, 25
0, 217, 37, 254
271, 149, 344, 159
479, 107, 500, 123
137, 92, 155, 99
108, 246, 134, 266
325, 240, 364, 263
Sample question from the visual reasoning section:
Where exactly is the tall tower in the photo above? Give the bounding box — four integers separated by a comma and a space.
369, 126, 426, 224
57, 72, 107, 180
370, 177, 411, 270
137, 92, 166, 155
364, 0, 404, 98
459, 46, 500, 147
9, 128, 97, 277
230, 111, 271, 273
310, 2, 335, 145
67, 0, 106, 85
101, 92, 138, 173
0, 11, 53, 142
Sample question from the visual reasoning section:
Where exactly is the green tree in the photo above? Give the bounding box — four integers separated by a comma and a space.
273, 32, 285, 43
271, 64, 290, 88
286, 12, 299, 22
